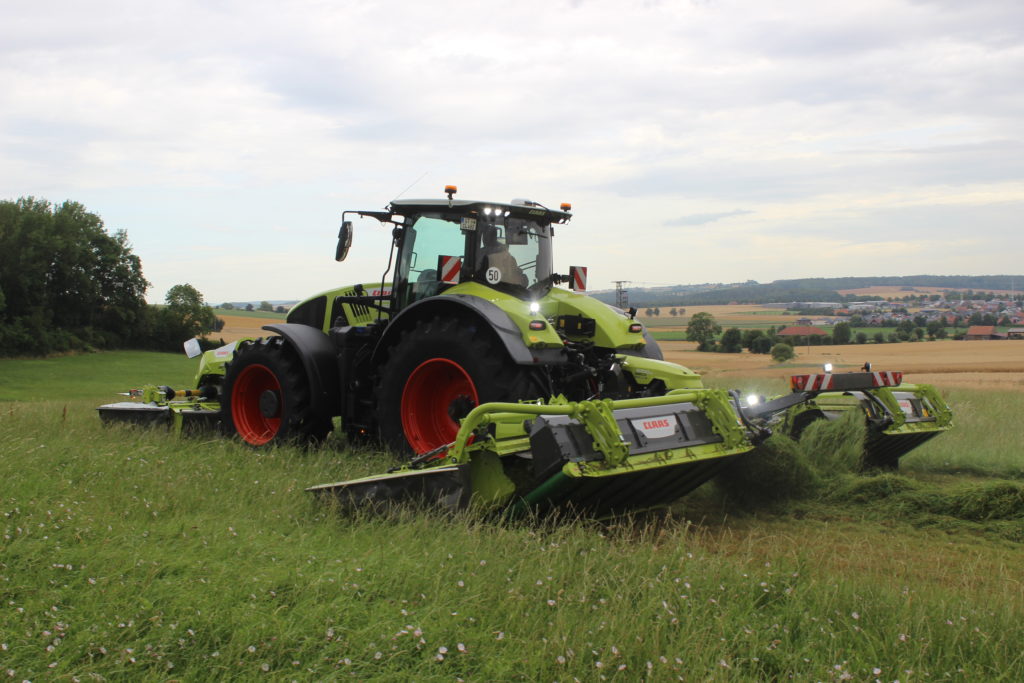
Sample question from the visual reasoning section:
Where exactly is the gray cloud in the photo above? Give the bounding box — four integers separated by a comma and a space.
1, 0, 1022, 299
666, 210, 754, 226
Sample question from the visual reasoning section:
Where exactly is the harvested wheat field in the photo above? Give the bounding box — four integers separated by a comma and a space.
661, 339, 1024, 391
215, 317, 1022, 390
214, 314, 283, 342
642, 304, 795, 328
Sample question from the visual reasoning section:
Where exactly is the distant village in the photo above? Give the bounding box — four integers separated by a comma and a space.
779, 290, 1024, 340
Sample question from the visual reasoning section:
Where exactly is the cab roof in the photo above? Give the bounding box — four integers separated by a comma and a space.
387, 198, 572, 224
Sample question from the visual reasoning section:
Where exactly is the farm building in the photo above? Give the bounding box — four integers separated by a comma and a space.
964, 325, 998, 340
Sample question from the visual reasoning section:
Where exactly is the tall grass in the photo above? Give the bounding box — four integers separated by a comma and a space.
0, 397, 1022, 680
902, 388, 1024, 478
1, 353, 1023, 679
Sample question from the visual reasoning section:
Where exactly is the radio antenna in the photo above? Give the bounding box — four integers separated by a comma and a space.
391, 172, 429, 203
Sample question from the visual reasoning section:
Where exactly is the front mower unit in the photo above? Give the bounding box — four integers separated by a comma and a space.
309, 389, 753, 517
97, 384, 221, 436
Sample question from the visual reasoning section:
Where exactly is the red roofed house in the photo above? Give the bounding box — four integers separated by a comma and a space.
964, 325, 997, 340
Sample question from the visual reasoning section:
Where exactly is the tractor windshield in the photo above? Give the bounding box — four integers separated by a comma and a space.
472, 217, 552, 291
395, 212, 553, 308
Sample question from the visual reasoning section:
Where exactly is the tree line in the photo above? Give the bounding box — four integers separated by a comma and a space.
683, 312, 972, 363
613, 276, 1024, 309
0, 198, 221, 356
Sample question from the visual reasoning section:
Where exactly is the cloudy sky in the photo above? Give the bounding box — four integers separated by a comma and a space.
2, 0, 1022, 303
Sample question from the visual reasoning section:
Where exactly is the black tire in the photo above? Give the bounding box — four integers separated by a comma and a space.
221, 337, 331, 447
376, 316, 547, 456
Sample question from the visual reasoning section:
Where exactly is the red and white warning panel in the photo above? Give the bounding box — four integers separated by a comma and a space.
790, 370, 903, 392
438, 255, 462, 284
569, 266, 587, 291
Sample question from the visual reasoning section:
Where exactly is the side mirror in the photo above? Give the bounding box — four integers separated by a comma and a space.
335, 221, 353, 262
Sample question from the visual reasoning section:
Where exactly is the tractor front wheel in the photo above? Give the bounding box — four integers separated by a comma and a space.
222, 337, 330, 447
376, 317, 546, 456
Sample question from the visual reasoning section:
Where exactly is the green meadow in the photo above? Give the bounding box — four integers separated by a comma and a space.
1, 352, 1022, 680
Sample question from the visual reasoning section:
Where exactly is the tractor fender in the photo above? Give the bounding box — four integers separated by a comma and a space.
261, 323, 340, 419
372, 295, 565, 366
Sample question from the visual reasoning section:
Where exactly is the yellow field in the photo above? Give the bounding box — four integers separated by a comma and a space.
642, 304, 794, 327
661, 339, 1024, 391
215, 315, 1024, 391
215, 314, 282, 342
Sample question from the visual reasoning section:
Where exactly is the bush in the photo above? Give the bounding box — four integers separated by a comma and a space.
719, 327, 743, 353
770, 342, 795, 362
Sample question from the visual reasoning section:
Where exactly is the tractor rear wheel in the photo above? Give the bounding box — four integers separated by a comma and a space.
376, 316, 546, 456
222, 337, 330, 447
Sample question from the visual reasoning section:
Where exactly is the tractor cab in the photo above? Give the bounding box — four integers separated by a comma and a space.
341, 187, 573, 315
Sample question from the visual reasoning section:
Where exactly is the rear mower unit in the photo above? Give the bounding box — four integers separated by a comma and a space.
98, 186, 953, 514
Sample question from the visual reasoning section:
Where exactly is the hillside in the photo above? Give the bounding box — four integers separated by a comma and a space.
592, 275, 1024, 307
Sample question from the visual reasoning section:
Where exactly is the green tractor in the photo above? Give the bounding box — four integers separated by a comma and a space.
98, 186, 951, 514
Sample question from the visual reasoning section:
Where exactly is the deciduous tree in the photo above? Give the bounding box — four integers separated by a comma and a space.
0, 198, 149, 354
770, 342, 795, 362
686, 312, 721, 352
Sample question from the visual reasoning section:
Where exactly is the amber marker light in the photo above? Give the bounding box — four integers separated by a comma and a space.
560, 202, 572, 211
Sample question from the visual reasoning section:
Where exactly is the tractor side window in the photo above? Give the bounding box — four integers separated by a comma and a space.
400, 216, 467, 305
507, 221, 550, 288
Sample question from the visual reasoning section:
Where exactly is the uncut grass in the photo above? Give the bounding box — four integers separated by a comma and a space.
0, 351, 196, 403
704, 376, 1023, 480
901, 388, 1024, 479
3, 402, 1024, 680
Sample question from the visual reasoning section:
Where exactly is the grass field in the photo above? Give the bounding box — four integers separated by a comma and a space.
2, 352, 1023, 680
0, 352, 197, 402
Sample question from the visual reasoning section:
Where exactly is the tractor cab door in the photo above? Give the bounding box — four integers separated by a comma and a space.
394, 215, 471, 311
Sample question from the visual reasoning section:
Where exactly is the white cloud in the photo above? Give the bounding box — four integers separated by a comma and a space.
1, 0, 1022, 301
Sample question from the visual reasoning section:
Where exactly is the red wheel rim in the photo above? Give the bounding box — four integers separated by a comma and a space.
231, 364, 281, 445
401, 358, 479, 453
